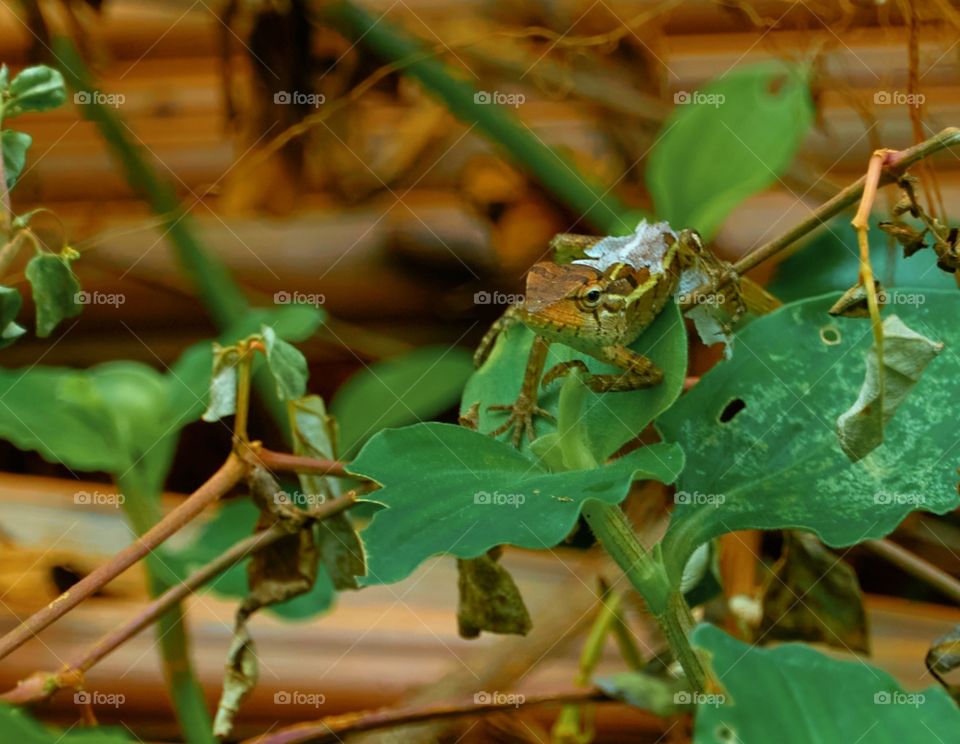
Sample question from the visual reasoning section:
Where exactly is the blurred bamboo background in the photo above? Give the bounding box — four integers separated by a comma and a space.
0, 1, 959, 741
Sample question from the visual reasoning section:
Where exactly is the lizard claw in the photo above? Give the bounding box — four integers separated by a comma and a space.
487, 395, 555, 448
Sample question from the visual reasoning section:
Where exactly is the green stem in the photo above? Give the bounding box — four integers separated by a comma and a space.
51, 36, 291, 440
118, 473, 215, 744
52, 39, 246, 328
581, 501, 705, 692
321, 0, 636, 235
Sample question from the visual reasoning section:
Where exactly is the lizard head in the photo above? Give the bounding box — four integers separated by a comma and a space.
520, 261, 654, 350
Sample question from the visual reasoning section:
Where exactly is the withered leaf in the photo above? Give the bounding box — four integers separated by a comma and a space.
828, 280, 883, 319
760, 531, 869, 654
837, 314, 943, 462
457, 547, 532, 639
213, 467, 319, 739
289, 395, 366, 590
212, 625, 258, 739
879, 220, 928, 258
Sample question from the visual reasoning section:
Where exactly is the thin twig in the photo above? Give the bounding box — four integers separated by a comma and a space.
864, 538, 960, 605
680, 126, 960, 309
255, 447, 353, 479
241, 689, 610, 744
0, 453, 247, 661
0, 488, 359, 705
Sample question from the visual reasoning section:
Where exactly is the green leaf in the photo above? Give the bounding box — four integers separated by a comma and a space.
4, 66, 66, 118
769, 220, 956, 302
1, 130, 31, 191
261, 325, 308, 401
836, 315, 942, 461
691, 623, 960, 743
25, 249, 81, 337
463, 302, 686, 462
227, 303, 325, 344
350, 423, 683, 585
0, 285, 25, 348
0, 357, 202, 483
331, 345, 475, 458
647, 63, 812, 238
657, 291, 960, 581
201, 342, 241, 423
0, 701, 132, 742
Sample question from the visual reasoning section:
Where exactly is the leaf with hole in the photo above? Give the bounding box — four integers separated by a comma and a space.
657, 291, 960, 582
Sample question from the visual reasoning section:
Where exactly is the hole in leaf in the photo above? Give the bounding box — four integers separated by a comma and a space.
719, 398, 746, 423
820, 324, 842, 345
716, 724, 736, 742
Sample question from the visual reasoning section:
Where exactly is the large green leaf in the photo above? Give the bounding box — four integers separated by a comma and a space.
0, 702, 131, 742
462, 302, 686, 462
0, 358, 201, 479
691, 623, 960, 743
331, 344, 475, 458
647, 63, 813, 238
350, 423, 683, 585
657, 291, 960, 581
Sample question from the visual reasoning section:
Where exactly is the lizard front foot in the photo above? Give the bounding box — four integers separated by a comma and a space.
487, 394, 555, 448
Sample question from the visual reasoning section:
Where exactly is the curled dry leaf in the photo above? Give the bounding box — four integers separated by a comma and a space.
837, 314, 943, 462
760, 531, 869, 654
456, 547, 532, 639
213, 466, 319, 738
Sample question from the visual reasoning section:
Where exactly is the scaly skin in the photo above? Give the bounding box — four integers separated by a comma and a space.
477, 229, 711, 447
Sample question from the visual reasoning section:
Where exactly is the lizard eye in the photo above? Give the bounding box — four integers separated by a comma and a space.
581, 286, 603, 307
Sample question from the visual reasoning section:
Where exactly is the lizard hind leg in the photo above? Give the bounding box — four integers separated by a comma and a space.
543, 346, 663, 393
